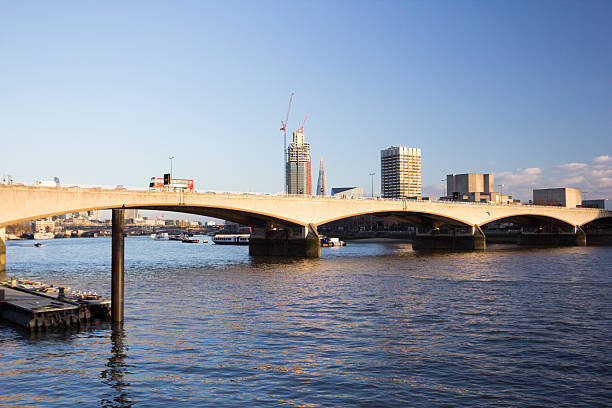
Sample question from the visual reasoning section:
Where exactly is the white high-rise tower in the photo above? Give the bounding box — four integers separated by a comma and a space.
380, 146, 422, 198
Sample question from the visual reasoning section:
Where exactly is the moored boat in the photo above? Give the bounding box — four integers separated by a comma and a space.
33, 231, 54, 240
181, 238, 199, 243
320, 237, 346, 247
212, 234, 250, 245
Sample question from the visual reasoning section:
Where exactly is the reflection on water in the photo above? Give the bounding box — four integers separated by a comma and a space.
100, 325, 132, 408
0, 237, 611, 407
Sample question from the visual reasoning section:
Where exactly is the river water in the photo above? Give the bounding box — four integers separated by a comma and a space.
1, 237, 611, 407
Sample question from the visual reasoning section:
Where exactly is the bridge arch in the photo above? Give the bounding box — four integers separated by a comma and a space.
580, 214, 612, 227
477, 213, 577, 229
316, 210, 474, 229
0, 203, 306, 229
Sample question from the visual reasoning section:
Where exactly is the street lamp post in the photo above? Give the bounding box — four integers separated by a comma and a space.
369, 172, 375, 198
169, 156, 175, 179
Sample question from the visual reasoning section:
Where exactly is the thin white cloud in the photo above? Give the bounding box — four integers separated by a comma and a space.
597, 177, 612, 188
493, 155, 612, 201
590, 169, 612, 178
592, 155, 612, 166
557, 162, 588, 171
497, 167, 542, 186
560, 175, 585, 185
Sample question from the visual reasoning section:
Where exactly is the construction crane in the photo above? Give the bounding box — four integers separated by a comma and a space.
280, 93, 294, 193
298, 111, 309, 133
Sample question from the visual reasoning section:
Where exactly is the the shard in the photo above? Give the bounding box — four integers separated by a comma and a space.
317, 158, 327, 196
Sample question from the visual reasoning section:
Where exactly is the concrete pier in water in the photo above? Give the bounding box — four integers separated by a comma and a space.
249, 225, 321, 258
412, 225, 486, 250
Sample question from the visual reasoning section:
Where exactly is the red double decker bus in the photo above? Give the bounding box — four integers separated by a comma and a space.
149, 176, 194, 192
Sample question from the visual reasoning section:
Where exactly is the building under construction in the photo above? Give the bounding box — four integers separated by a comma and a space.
281, 93, 312, 195
286, 128, 312, 195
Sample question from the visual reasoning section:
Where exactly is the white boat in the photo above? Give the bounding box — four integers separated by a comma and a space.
320, 236, 346, 247
152, 232, 169, 240
212, 234, 250, 245
33, 231, 54, 240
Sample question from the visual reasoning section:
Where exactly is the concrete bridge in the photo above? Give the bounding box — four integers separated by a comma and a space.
1, 185, 610, 323
2, 184, 611, 254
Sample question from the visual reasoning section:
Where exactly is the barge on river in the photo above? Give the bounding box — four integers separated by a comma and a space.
212, 234, 250, 245
0, 279, 110, 331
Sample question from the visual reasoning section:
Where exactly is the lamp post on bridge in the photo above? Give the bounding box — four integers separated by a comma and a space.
169, 156, 174, 179
441, 179, 446, 199
369, 172, 375, 198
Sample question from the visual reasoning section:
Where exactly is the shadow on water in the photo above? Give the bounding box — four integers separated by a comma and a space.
100, 324, 133, 408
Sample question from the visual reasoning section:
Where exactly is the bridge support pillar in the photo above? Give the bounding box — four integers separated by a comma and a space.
249, 224, 320, 258
519, 226, 586, 247
412, 225, 486, 250
112, 209, 125, 323
0, 227, 6, 275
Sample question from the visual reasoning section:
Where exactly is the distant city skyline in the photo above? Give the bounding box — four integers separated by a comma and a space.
1, 1, 611, 202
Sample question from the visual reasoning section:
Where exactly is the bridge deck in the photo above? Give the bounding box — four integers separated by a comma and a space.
1, 185, 610, 229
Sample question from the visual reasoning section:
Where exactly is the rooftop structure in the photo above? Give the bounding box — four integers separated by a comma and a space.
331, 187, 363, 199
447, 173, 494, 196
445, 173, 518, 204
582, 199, 611, 210
533, 188, 582, 208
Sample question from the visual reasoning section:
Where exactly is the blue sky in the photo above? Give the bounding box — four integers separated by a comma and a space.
1, 0, 611, 201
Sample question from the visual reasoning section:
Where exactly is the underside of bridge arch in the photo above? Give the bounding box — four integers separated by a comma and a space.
317, 210, 472, 230
479, 214, 586, 247
479, 214, 575, 230
1, 205, 305, 229
317, 210, 484, 249
580, 216, 612, 246
138, 205, 304, 228
580, 216, 612, 228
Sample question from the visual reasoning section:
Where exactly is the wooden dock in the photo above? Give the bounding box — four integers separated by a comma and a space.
0, 284, 110, 330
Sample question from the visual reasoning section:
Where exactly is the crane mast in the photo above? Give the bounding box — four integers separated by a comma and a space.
298, 111, 309, 133
280, 93, 294, 194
